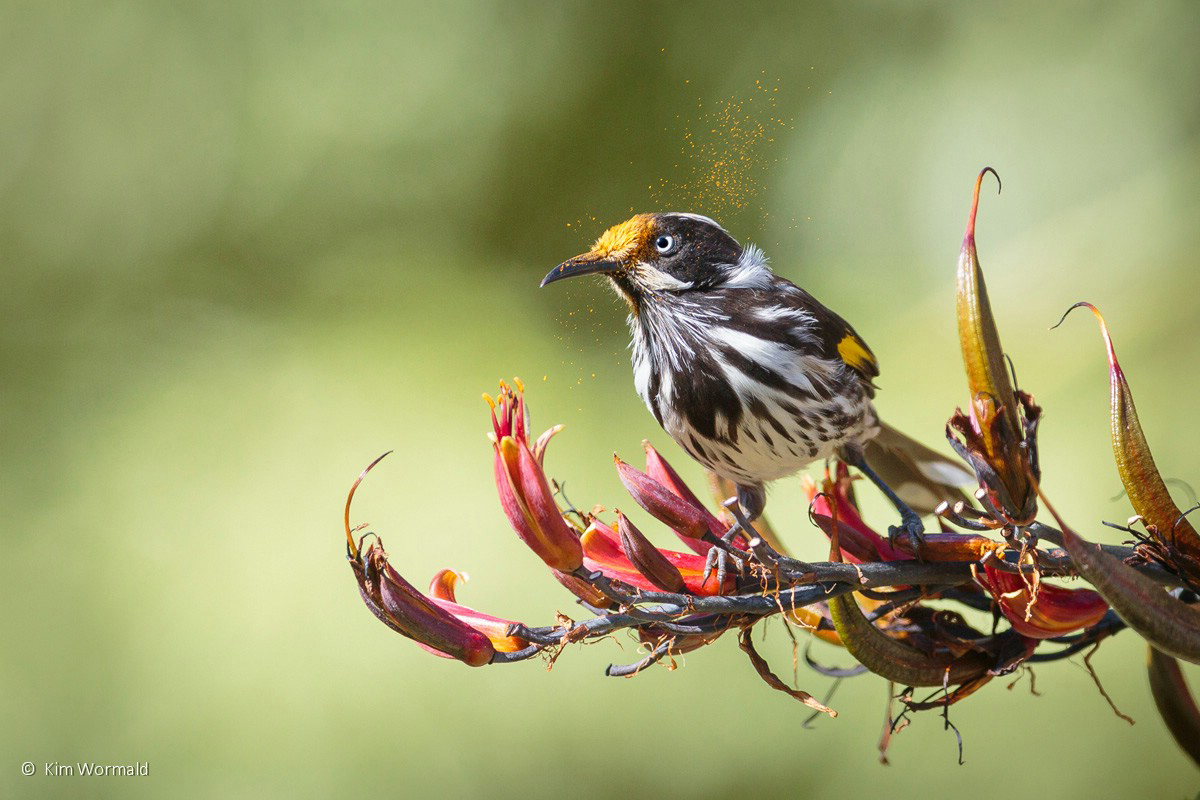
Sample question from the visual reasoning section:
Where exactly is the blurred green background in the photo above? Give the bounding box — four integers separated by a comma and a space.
3, 2, 1199, 797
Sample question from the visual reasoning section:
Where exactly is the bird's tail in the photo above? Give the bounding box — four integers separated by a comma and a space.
863, 421, 975, 516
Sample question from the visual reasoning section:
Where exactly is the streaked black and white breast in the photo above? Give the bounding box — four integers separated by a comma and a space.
627, 226, 880, 487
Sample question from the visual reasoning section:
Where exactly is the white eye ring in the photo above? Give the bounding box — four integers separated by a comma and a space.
654, 234, 675, 254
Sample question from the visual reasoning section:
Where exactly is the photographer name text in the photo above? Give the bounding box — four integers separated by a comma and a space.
36, 762, 149, 777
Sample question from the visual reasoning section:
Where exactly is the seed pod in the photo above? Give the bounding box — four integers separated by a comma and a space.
1046, 491, 1200, 665
1146, 646, 1200, 766
1064, 303, 1200, 572
828, 588, 993, 687
951, 168, 1039, 524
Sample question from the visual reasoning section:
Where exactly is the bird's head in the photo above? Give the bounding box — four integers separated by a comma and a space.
541, 212, 771, 309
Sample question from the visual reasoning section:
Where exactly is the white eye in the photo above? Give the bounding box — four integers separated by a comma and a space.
654, 234, 675, 254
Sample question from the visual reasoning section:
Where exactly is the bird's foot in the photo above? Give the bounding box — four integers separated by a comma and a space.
887, 510, 926, 557
702, 527, 745, 590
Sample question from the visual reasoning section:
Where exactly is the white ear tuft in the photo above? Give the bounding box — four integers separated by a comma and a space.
720, 243, 773, 289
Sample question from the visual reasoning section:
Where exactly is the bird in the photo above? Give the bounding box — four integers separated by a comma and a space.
540, 211, 970, 546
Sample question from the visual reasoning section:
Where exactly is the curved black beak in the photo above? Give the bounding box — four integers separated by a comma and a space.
540, 255, 622, 288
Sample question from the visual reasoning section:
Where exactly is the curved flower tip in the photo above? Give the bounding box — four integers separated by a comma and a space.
1057, 302, 1200, 567
348, 541, 496, 667
343, 452, 496, 665
964, 167, 1001, 247
489, 382, 583, 572
533, 424, 565, 465
428, 568, 463, 601
421, 568, 529, 655
980, 564, 1108, 639
951, 168, 1039, 525
344, 451, 393, 561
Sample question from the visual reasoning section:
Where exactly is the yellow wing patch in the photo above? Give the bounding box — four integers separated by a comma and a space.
837, 333, 877, 374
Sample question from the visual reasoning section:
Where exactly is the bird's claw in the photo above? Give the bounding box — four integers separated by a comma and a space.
887, 511, 926, 557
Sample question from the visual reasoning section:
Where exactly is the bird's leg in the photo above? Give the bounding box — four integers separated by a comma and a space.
736, 483, 766, 521
840, 450, 925, 553
702, 483, 762, 589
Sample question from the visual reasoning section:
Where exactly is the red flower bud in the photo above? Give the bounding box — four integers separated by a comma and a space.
615, 456, 711, 541
643, 442, 725, 554
616, 511, 687, 593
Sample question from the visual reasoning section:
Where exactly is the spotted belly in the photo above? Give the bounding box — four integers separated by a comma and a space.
661, 392, 878, 486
